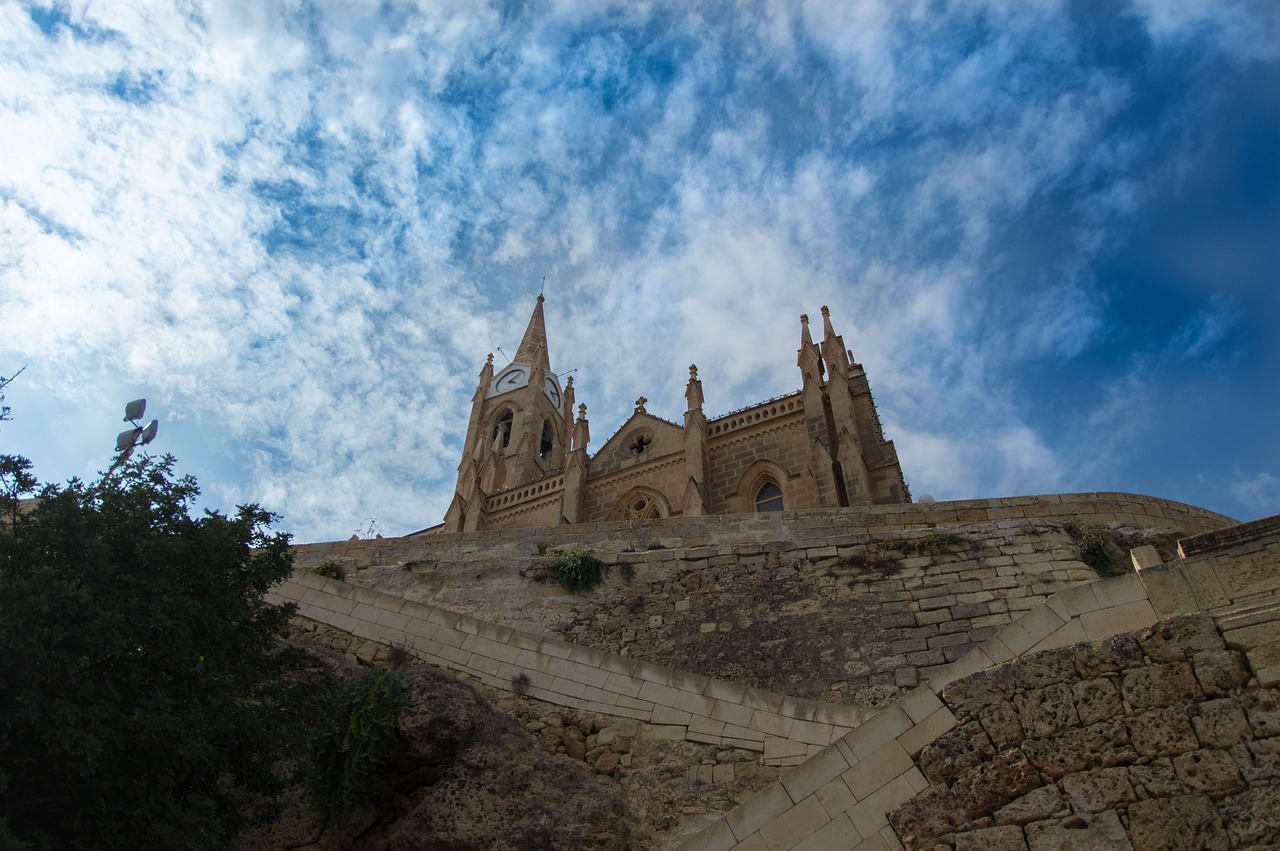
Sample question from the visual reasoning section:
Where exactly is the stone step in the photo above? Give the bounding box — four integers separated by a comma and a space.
1213, 598, 1280, 631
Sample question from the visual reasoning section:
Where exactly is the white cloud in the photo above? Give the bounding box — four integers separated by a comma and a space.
1, 0, 1274, 538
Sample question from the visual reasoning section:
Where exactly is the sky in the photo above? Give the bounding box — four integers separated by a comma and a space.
2, 0, 1278, 542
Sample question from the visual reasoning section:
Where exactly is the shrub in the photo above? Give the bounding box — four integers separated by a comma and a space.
1077, 528, 1121, 576
310, 669, 405, 822
312, 560, 345, 581
543, 549, 633, 594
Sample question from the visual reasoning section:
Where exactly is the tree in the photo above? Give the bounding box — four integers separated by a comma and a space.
0, 455, 313, 849
0, 365, 22, 424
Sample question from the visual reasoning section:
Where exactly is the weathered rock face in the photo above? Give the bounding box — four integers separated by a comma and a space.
888, 614, 1280, 850
242, 645, 633, 851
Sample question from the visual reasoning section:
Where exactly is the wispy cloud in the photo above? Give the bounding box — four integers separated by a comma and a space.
1, 0, 1276, 538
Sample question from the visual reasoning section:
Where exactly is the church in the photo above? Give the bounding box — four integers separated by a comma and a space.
433, 296, 911, 533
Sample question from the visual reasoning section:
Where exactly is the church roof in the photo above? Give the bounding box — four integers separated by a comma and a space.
513, 295, 550, 370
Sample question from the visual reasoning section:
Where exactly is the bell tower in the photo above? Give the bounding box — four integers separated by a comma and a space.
443, 295, 573, 532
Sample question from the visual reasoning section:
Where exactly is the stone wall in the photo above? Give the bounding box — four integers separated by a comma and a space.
308, 494, 1226, 712
706, 410, 812, 513
888, 614, 1280, 849
670, 512, 1280, 851
267, 571, 872, 768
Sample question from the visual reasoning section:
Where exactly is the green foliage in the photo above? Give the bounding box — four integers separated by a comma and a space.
0, 454, 311, 850
542, 549, 631, 594
0, 365, 24, 425
309, 669, 405, 822
1077, 527, 1122, 576
311, 559, 346, 581
904, 531, 968, 556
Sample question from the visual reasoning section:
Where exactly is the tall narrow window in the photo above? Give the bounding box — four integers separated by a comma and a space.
540, 420, 554, 459
755, 481, 784, 512
493, 411, 513, 448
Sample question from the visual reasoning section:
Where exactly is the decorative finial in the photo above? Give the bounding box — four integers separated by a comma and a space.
634, 396, 648, 414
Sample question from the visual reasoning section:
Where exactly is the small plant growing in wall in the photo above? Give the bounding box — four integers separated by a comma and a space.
542, 549, 634, 594
310, 669, 406, 822
311, 560, 346, 581
1077, 528, 1121, 577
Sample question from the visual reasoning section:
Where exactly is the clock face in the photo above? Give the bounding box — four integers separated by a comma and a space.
543, 375, 561, 407
488, 365, 529, 397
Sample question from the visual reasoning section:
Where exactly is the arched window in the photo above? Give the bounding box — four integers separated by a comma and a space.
492, 411, 513, 448
755, 481, 784, 512
540, 420, 554, 459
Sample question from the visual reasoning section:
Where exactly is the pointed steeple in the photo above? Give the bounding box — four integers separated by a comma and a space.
798, 313, 824, 384
514, 295, 551, 370
819, 305, 850, 377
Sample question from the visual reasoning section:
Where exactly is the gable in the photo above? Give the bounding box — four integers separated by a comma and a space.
590, 412, 684, 476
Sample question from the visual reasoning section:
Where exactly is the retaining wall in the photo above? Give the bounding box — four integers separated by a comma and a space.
671, 512, 1280, 850
268, 573, 871, 766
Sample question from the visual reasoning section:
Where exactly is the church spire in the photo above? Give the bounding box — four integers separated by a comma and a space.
513, 294, 551, 370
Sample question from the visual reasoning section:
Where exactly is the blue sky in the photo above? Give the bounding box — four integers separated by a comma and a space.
2, 0, 1277, 541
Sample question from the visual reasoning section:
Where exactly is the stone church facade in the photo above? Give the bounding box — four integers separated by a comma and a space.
437, 296, 910, 533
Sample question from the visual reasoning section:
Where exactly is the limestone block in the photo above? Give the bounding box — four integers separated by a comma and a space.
1061, 766, 1135, 813
1073, 631, 1143, 679
790, 813, 861, 851
758, 794, 829, 851
1028, 619, 1088, 655
1137, 613, 1224, 661
1079, 599, 1158, 642
839, 705, 912, 761
1219, 782, 1280, 847
843, 740, 913, 801
1191, 649, 1252, 698
1023, 810, 1130, 850
1021, 718, 1135, 778
1072, 677, 1122, 726
950, 750, 1041, 818
1139, 563, 1200, 618
1127, 757, 1183, 797
1191, 697, 1252, 748
1241, 687, 1280, 738
1121, 661, 1203, 712
1130, 545, 1162, 570
815, 775, 857, 820
897, 706, 957, 757
1018, 646, 1087, 691
1230, 737, 1280, 782
763, 736, 808, 762
1016, 683, 1080, 738
954, 824, 1028, 850
884, 785, 966, 849
1126, 795, 1228, 851
940, 669, 1013, 718
780, 744, 850, 804
676, 818, 737, 851
917, 720, 996, 786
993, 786, 1067, 826
848, 771, 924, 839
1172, 748, 1245, 796
1127, 707, 1198, 758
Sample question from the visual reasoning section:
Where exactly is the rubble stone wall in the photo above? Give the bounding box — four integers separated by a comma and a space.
671, 513, 1280, 851
888, 614, 1280, 850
